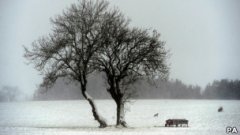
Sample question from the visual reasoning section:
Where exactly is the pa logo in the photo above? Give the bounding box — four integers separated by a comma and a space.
226, 127, 238, 134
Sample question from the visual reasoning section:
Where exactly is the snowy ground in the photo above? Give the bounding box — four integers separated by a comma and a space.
0, 100, 239, 135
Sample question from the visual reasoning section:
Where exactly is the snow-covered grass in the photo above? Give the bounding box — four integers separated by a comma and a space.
0, 100, 239, 135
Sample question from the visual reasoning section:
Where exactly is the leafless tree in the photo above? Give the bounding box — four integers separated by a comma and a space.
24, 0, 110, 128
94, 10, 169, 127
0, 86, 22, 102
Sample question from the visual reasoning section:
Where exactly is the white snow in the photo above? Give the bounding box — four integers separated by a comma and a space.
0, 100, 239, 135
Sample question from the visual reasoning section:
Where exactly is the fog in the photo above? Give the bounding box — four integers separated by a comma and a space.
0, 0, 240, 100
32, 74, 240, 100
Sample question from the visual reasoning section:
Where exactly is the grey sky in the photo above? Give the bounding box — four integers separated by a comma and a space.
0, 0, 240, 96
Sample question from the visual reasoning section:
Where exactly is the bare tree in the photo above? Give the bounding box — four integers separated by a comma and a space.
24, 0, 110, 128
0, 86, 22, 102
94, 10, 169, 127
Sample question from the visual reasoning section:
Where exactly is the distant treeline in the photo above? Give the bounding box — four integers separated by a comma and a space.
0, 86, 28, 102
203, 79, 240, 99
135, 79, 202, 99
33, 73, 240, 100
2, 78, 238, 102
135, 79, 240, 99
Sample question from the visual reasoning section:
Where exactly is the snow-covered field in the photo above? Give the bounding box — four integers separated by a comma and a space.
0, 100, 239, 135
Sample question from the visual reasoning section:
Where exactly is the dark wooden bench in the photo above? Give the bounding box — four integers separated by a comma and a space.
165, 119, 188, 127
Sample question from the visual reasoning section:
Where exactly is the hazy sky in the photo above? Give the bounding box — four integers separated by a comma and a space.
0, 0, 240, 96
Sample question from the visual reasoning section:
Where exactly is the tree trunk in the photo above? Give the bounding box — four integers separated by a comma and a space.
81, 89, 107, 128
116, 97, 127, 127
